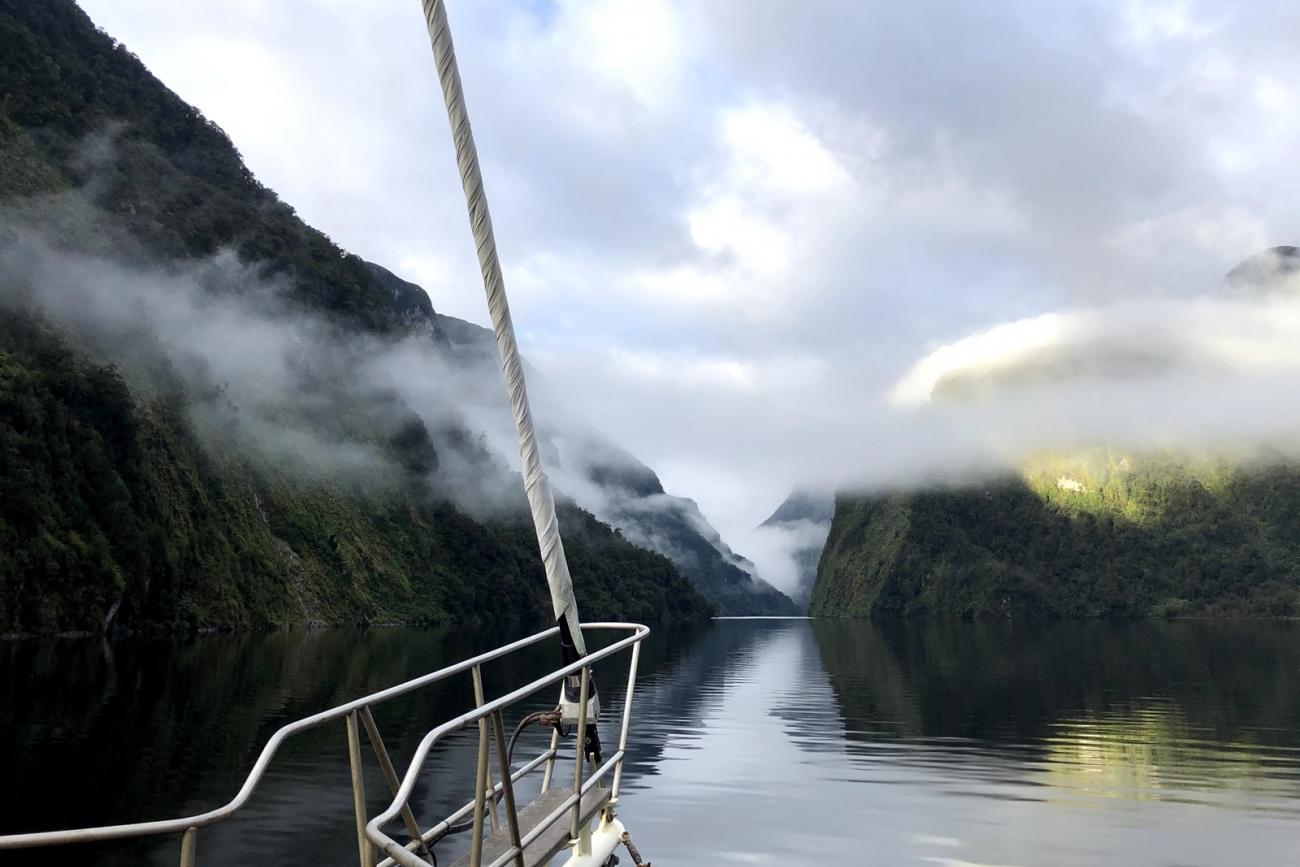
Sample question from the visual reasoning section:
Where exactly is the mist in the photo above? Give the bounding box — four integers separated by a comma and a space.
0, 195, 524, 514
882, 291, 1300, 470
0, 193, 782, 602
5, 190, 1300, 601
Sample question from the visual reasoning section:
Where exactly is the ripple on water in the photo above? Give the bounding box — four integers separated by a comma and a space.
5, 619, 1300, 866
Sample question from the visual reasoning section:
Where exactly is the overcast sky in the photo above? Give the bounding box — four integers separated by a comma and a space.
76, 0, 1300, 548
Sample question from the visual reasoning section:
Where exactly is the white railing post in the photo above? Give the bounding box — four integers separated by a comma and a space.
490, 708, 526, 866
611, 640, 642, 801
359, 707, 432, 864
346, 709, 373, 867
541, 726, 560, 791
178, 826, 196, 867
469, 665, 491, 867
471, 665, 501, 832
569, 665, 591, 844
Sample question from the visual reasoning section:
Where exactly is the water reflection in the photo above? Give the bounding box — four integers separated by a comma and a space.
804, 620, 1300, 863
4, 619, 1300, 865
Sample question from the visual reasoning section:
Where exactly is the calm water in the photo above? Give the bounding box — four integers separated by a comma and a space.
4, 619, 1300, 865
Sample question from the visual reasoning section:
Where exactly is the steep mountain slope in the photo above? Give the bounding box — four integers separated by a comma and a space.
0, 0, 718, 632
1224, 246, 1300, 295
812, 450, 1300, 618
812, 249, 1300, 619
569, 438, 799, 615
0, 305, 717, 633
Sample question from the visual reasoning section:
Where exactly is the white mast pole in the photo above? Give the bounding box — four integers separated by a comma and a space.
418, 0, 587, 660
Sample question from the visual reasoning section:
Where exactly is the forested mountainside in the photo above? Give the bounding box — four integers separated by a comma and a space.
811, 244, 1300, 620
811, 450, 1300, 618
0, 0, 736, 632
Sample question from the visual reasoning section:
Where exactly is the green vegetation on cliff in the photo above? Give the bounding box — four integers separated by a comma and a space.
811, 450, 1300, 619
0, 0, 428, 332
0, 0, 714, 633
0, 308, 709, 634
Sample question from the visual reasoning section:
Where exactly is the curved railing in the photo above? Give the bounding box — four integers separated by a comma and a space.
366, 622, 647, 867
0, 622, 650, 867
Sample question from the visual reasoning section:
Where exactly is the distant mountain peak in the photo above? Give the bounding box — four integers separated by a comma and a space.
754, 488, 834, 611
761, 488, 835, 528
1223, 246, 1300, 297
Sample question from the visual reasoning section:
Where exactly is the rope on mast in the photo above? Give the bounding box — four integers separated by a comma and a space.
419, 0, 586, 658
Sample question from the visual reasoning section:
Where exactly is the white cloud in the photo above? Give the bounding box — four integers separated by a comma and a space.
680, 103, 854, 280
1122, 0, 1219, 45
632, 264, 741, 307
571, 346, 827, 395
563, 0, 687, 112
891, 296, 1300, 408
720, 104, 851, 196
890, 313, 1071, 407
607, 347, 761, 392
1103, 205, 1271, 293
687, 197, 790, 277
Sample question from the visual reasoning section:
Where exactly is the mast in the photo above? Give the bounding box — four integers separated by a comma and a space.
418, 0, 588, 663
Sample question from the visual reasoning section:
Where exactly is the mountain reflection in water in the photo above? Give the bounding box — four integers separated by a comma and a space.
3, 619, 1299, 865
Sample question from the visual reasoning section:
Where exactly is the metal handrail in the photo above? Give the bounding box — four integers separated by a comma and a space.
366, 623, 648, 867
0, 621, 649, 866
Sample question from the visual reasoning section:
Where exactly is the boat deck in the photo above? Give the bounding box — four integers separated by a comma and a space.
447, 786, 612, 867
